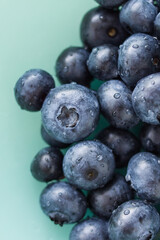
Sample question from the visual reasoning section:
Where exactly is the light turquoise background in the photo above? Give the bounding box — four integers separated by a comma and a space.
0, 1, 98, 240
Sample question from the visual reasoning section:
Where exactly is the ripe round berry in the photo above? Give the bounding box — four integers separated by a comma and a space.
14, 69, 55, 111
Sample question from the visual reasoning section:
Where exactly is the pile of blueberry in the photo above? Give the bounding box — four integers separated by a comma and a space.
14, 0, 160, 239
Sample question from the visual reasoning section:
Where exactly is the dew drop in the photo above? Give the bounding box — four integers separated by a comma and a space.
93, 48, 98, 54
145, 45, 151, 50
151, 80, 155, 85
126, 174, 131, 181
112, 111, 116, 117
99, 15, 104, 20
132, 44, 139, 49
114, 93, 121, 99
90, 110, 94, 116
97, 155, 103, 161
64, 66, 68, 73
124, 209, 130, 215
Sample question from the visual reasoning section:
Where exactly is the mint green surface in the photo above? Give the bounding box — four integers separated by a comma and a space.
0, 1, 98, 240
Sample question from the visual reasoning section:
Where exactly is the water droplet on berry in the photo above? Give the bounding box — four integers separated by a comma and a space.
126, 174, 131, 181
99, 15, 104, 20
64, 66, 68, 73
97, 155, 103, 161
112, 111, 116, 116
151, 80, 155, 85
90, 110, 94, 116
93, 48, 98, 54
124, 209, 130, 215
114, 93, 121, 99
145, 45, 151, 50
132, 44, 139, 49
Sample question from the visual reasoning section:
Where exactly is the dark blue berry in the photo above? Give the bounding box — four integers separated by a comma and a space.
95, 0, 127, 8
63, 140, 115, 190
41, 125, 69, 149
41, 83, 99, 144
120, 0, 157, 34
56, 47, 92, 87
14, 69, 55, 111
154, 13, 160, 39
88, 174, 133, 219
80, 7, 129, 50
87, 44, 119, 81
70, 218, 109, 240
40, 182, 87, 226
126, 152, 160, 204
140, 124, 160, 154
132, 73, 160, 125
98, 80, 139, 129
108, 200, 160, 240
30, 147, 63, 182
97, 126, 140, 168
118, 33, 160, 88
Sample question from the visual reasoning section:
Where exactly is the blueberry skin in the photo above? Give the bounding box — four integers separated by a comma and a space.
30, 147, 63, 182
154, 13, 160, 39
70, 218, 109, 240
41, 125, 69, 149
88, 174, 133, 219
80, 7, 129, 50
41, 83, 99, 144
14, 69, 55, 111
97, 126, 140, 168
120, 0, 157, 34
40, 182, 87, 226
98, 80, 139, 129
132, 73, 160, 125
56, 47, 92, 87
108, 200, 160, 240
126, 152, 160, 204
87, 45, 119, 81
140, 124, 160, 154
118, 33, 160, 88
63, 140, 115, 191
95, 0, 127, 8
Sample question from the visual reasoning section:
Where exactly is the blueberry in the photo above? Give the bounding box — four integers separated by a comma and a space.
14, 69, 55, 111
87, 44, 119, 81
154, 13, 160, 39
108, 200, 160, 240
30, 147, 63, 182
118, 33, 160, 88
132, 73, 160, 125
88, 174, 133, 219
40, 182, 87, 226
98, 80, 139, 129
140, 124, 160, 154
41, 83, 99, 144
126, 152, 160, 204
97, 126, 140, 168
41, 125, 69, 149
95, 0, 127, 8
80, 7, 129, 50
63, 140, 115, 190
69, 218, 109, 240
120, 0, 157, 34
55, 47, 92, 87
